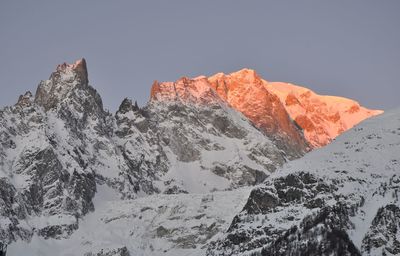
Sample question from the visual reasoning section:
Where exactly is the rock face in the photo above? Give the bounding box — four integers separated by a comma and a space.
361, 204, 400, 255
265, 81, 383, 147
208, 69, 309, 154
207, 108, 400, 256
132, 75, 293, 191
35, 58, 92, 111
152, 68, 381, 149
152, 71, 309, 156
150, 76, 220, 105
209, 70, 382, 148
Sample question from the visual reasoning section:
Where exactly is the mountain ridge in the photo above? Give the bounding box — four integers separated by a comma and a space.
151, 67, 382, 148
0, 58, 388, 256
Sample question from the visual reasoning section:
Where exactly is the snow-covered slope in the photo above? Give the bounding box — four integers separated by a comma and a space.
208, 108, 399, 256
7, 187, 251, 256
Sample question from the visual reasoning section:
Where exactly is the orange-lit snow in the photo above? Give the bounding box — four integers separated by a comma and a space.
264, 81, 383, 147
150, 68, 382, 148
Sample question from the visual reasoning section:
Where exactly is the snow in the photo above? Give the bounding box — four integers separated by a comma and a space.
160, 159, 231, 193
208, 107, 400, 255
269, 107, 400, 250
7, 188, 251, 256
264, 81, 383, 147
1, 61, 396, 255
1, 98, 396, 254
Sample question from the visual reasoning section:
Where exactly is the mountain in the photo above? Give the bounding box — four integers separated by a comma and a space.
207, 69, 309, 154
151, 68, 381, 150
207, 108, 400, 256
208, 69, 382, 148
0, 59, 385, 255
0, 59, 297, 247
8, 108, 397, 256
118, 75, 297, 192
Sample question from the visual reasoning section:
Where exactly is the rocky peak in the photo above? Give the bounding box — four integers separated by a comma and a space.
117, 98, 139, 114
34, 58, 92, 111
208, 69, 310, 155
32, 59, 106, 126
55, 58, 89, 85
227, 68, 261, 83
150, 76, 222, 105
15, 91, 33, 108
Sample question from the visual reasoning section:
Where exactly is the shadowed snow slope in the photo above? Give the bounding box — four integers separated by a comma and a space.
208, 108, 400, 256
8, 187, 252, 256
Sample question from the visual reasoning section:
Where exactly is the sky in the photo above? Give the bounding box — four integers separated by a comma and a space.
0, 1, 399, 111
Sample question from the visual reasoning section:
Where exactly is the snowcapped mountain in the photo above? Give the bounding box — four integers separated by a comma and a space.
0, 59, 388, 256
208, 69, 309, 153
208, 108, 400, 256
208, 69, 382, 148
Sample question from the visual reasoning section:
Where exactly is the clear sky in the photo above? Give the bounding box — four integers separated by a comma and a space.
1, 1, 399, 111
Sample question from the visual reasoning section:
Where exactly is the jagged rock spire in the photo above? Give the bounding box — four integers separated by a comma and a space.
54, 58, 88, 85
34, 58, 102, 113
15, 91, 33, 107
117, 98, 139, 114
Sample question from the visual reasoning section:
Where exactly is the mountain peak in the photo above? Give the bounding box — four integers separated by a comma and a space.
56, 58, 86, 70
117, 98, 139, 114
34, 58, 103, 113
150, 76, 221, 104
149, 69, 309, 155
210, 68, 261, 85
15, 91, 33, 108
208, 69, 309, 153
54, 58, 88, 85
230, 68, 259, 79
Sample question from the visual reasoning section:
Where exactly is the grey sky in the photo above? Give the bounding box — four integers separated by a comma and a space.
1, 1, 399, 111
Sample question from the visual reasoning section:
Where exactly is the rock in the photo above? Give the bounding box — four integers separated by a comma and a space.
362, 204, 400, 255
208, 69, 309, 156
84, 246, 130, 256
